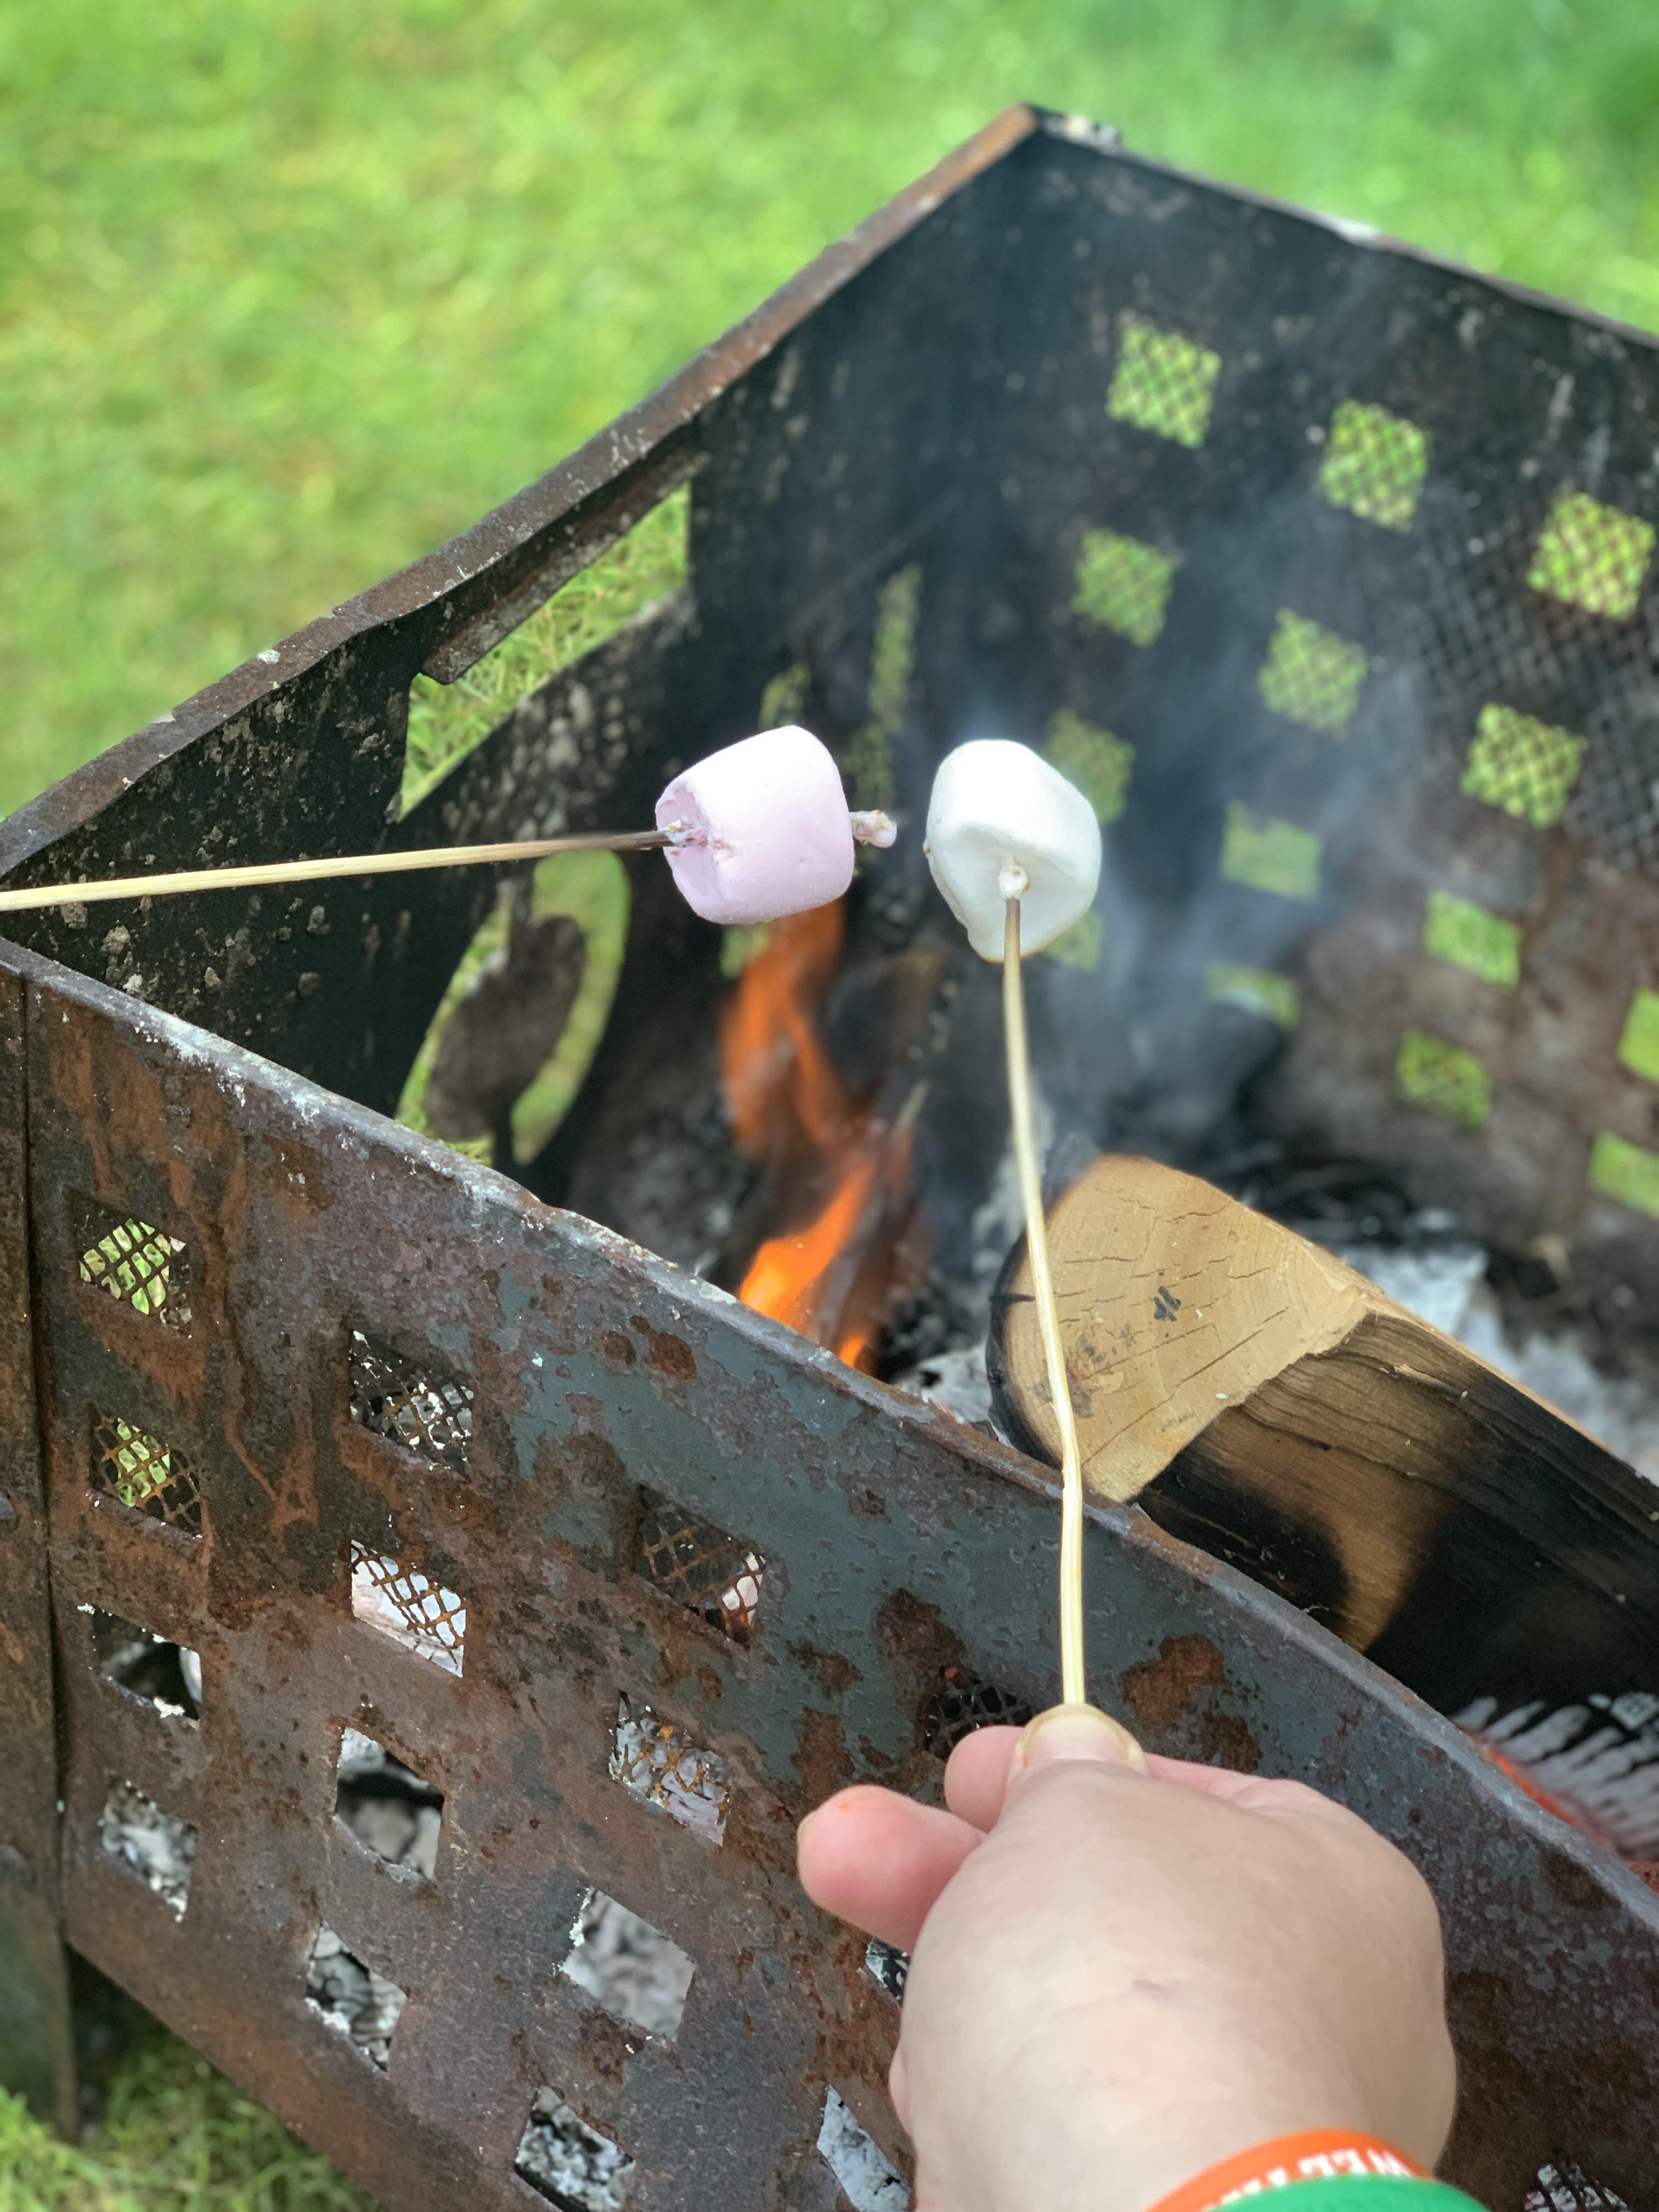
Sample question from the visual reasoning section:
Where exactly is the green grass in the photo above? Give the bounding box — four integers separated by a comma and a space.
10, 0, 1659, 2195
8, 1, 1659, 822
0, 2028, 371, 2212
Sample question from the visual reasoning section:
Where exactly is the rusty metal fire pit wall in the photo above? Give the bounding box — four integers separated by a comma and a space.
1, 105, 1657, 2207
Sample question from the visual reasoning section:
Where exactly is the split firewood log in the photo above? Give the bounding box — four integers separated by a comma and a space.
988, 1154, 1659, 1732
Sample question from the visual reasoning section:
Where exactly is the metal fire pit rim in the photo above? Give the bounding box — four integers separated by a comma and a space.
13, 933, 1657, 1946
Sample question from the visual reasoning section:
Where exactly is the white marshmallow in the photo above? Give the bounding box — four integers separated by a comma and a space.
924, 739, 1102, 960
656, 726, 856, 926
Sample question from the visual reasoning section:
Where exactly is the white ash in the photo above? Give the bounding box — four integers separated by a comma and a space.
817, 2088, 910, 2211
514, 2090, 635, 2211
889, 1340, 994, 1427
335, 1728, 443, 1878
560, 1890, 694, 2041
864, 1939, 909, 2002
304, 1925, 407, 2069
1323, 1225, 1659, 1486
609, 1696, 729, 1842
99, 1780, 195, 1918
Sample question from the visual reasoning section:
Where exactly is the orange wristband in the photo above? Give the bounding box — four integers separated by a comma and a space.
1147, 2131, 1426, 2211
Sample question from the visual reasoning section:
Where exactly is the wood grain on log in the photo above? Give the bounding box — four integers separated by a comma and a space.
989, 1155, 1659, 1718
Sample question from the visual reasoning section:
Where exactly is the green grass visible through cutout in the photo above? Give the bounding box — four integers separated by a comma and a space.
1616, 988, 1659, 1084
1044, 709, 1134, 822
1219, 803, 1322, 901
1106, 319, 1220, 449
1206, 963, 1300, 1029
845, 563, 920, 811
1527, 490, 1655, 621
1317, 401, 1428, 531
1459, 702, 1584, 828
1257, 610, 1368, 735
1396, 1028, 1492, 1127
1071, 529, 1176, 647
397, 850, 628, 1167
1043, 910, 1103, 971
401, 487, 690, 814
1422, 889, 1520, 989
1589, 1131, 1659, 1218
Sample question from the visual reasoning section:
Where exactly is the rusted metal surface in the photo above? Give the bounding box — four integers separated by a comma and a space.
7, 940, 1658, 2206
0, 962, 76, 2130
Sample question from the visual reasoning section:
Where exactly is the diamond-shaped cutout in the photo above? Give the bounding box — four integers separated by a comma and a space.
560, 1890, 695, 2041
919, 1666, 1032, 1759
1396, 1029, 1492, 1128
1043, 709, 1133, 823
1257, 610, 1368, 735
99, 1779, 196, 1918
1218, 804, 1322, 902
1317, 401, 1428, 531
1422, 890, 1521, 990
335, 1727, 444, 1878
634, 1488, 765, 1644
1460, 703, 1585, 829
349, 1542, 466, 1676
1206, 963, 1300, 1029
1589, 1131, 1659, 1220
304, 1925, 407, 2069
817, 2089, 910, 2211
88, 1407, 203, 1536
1106, 319, 1220, 449
88, 1608, 201, 1722
610, 1695, 729, 1842
1071, 529, 1176, 647
1528, 492, 1655, 621
348, 1329, 473, 1472
515, 2090, 636, 2211
74, 1197, 191, 1330
1616, 990, 1659, 1084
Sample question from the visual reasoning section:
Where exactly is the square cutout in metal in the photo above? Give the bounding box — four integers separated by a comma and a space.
560, 1889, 695, 2041
1317, 400, 1428, 532
919, 1666, 1032, 1759
305, 1925, 407, 2069
88, 1407, 203, 1536
817, 2088, 910, 2211
1218, 804, 1322, 902
1106, 318, 1220, 450
1257, 609, 1368, 734
74, 1196, 191, 1331
1070, 527, 1176, 647
349, 1541, 466, 1675
610, 1694, 729, 1842
1528, 490, 1655, 622
1396, 1028, 1492, 1130
514, 2090, 635, 2211
634, 1488, 764, 1643
348, 1328, 474, 1471
87, 1607, 201, 1722
335, 1726, 444, 1878
99, 1779, 196, 1918
1421, 890, 1520, 990
865, 1939, 909, 2004
1460, 702, 1585, 829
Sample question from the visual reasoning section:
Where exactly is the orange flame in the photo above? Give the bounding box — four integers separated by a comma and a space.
720, 905, 922, 1370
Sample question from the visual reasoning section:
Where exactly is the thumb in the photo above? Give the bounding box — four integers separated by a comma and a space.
1007, 1702, 1148, 1788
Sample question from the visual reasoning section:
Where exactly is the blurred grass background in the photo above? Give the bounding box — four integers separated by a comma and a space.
5, 0, 1659, 2196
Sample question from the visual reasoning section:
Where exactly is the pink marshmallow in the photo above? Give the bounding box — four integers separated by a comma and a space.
656, 726, 856, 926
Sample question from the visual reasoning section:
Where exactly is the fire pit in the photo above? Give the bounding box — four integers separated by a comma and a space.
3, 105, 1659, 2208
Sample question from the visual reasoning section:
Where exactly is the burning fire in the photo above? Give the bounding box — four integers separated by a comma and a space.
720, 903, 923, 1370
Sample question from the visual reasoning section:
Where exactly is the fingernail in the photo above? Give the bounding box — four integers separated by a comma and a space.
1012, 1702, 1147, 1775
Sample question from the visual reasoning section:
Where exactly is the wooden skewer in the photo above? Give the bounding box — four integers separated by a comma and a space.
0, 829, 678, 917
0, 808, 900, 918
1001, 874, 1088, 1708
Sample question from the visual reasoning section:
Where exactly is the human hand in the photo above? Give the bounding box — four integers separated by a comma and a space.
797, 1704, 1457, 2212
